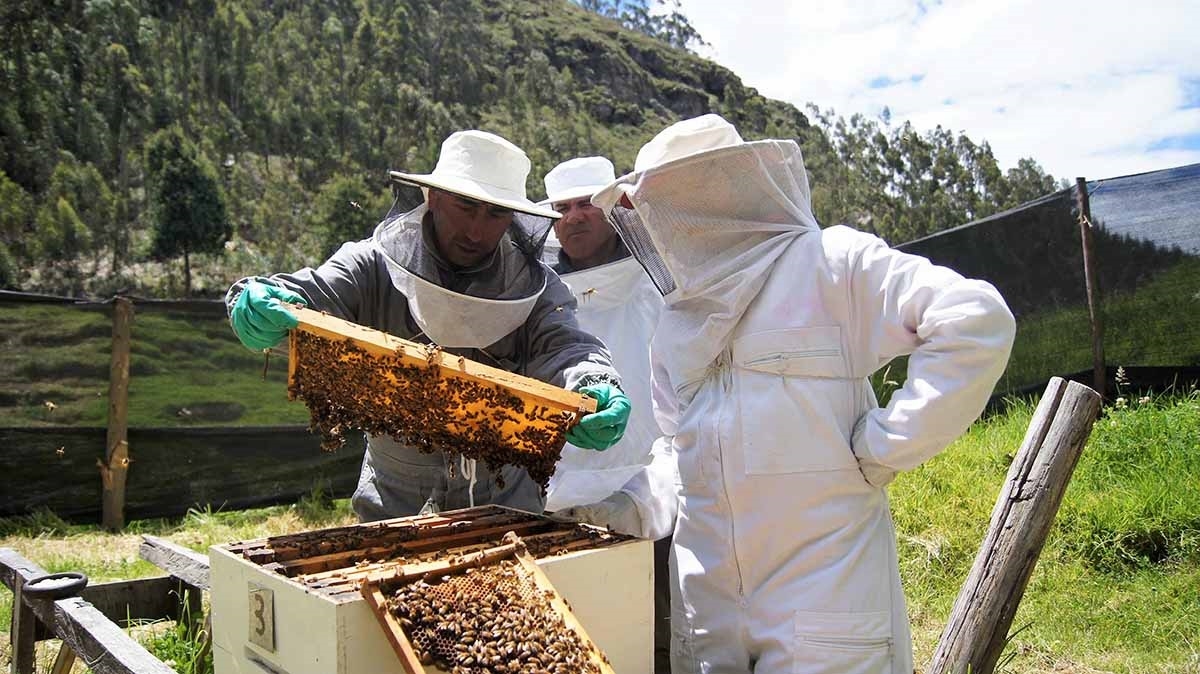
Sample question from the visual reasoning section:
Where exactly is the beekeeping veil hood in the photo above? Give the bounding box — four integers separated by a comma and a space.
374, 130, 560, 349
592, 114, 820, 389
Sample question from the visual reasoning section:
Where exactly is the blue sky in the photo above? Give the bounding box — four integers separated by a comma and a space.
676, 0, 1200, 181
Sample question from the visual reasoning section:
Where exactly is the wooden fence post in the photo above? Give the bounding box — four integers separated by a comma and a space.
101, 296, 134, 532
1075, 178, 1106, 398
927, 377, 1102, 674
10, 579, 37, 674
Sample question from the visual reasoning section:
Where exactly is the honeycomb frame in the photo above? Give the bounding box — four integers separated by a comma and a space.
286, 306, 597, 489
360, 533, 615, 674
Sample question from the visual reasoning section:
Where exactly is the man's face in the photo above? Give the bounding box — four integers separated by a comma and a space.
427, 189, 515, 268
552, 196, 617, 267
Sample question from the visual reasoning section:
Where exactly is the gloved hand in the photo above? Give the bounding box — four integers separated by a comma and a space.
551, 491, 644, 537
229, 281, 307, 351
567, 384, 630, 451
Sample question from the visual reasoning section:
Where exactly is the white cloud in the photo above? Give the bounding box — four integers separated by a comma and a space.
677, 0, 1200, 180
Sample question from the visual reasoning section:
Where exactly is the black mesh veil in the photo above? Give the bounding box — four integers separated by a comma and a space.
605, 205, 676, 297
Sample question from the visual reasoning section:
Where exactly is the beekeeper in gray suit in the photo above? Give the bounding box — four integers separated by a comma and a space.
224, 129, 631, 522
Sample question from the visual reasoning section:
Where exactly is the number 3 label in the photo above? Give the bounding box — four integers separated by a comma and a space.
248, 586, 275, 652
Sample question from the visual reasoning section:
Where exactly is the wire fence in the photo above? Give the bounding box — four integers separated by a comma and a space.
896, 162, 1200, 398
2, 163, 1198, 521
0, 291, 342, 521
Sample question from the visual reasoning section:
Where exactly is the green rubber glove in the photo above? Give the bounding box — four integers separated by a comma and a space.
567, 384, 631, 451
229, 281, 307, 351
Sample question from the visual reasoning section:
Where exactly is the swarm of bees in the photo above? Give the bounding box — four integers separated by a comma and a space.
385, 559, 604, 674
288, 330, 578, 490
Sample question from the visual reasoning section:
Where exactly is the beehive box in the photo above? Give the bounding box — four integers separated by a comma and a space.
210, 506, 653, 674
287, 306, 597, 489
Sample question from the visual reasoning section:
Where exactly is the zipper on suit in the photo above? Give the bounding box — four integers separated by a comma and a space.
800, 635, 893, 652
714, 348, 745, 598
742, 348, 840, 368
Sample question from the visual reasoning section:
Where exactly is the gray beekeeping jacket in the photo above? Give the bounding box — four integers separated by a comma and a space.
225, 228, 619, 522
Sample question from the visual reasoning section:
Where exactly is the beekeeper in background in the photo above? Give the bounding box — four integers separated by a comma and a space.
592, 114, 1016, 674
540, 156, 677, 673
541, 156, 674, 538
224, 130, 630, 522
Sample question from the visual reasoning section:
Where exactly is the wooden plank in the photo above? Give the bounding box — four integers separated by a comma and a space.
102, 296, 134, 532
139, 535, 211, 590
10, 579, 38, 674
361, 583, 425, 674
2, 547, 50, 672
513, 550, 616, 674
2, 548, 177, 674
30, 596, 179, 674
275, 519, 553, 575
79, 576, 199, 627
48, 645, 76, 674
368, 541, 523, 585
290, 306, 596, 413
4, 548, 203, 631
296, 530, 606, 591
928, 378, 1102, 674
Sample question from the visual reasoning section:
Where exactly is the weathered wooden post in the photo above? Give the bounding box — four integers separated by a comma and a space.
928, 377, 1102, 674
8, 560, 38, 674
100, 296, 134, 532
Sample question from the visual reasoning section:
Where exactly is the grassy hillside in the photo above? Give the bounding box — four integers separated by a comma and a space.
0, 302, 308, 427
1, 392, 1197, 673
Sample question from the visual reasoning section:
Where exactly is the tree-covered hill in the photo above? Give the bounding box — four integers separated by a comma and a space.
0, 0, 1059, 297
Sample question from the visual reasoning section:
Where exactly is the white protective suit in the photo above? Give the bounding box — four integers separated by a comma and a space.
543, 250, 678, 540
594, 117, 1016, 673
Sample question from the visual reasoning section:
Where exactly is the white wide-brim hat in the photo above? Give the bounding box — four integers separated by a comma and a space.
390, 130, 561, 220
539, 156, 617, 206
592, 114, 749, 211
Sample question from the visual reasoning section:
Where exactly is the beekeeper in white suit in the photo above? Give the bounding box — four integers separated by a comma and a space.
592, 114, 1016, 674
540, 156, 675, 539
540, 156, 678, 674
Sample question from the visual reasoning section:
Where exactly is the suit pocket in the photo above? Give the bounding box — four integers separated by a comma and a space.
793, 609, 893, 674
733, 327, 858, 475
733, 326, 847, 378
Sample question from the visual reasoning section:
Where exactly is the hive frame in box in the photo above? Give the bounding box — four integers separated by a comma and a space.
286, 305, 597, 486
360, 532, 615, 674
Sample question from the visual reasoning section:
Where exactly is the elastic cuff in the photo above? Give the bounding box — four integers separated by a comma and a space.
575, 373, 622, 391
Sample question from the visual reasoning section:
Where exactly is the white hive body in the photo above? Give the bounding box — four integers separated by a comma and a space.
210, 506, 653, 674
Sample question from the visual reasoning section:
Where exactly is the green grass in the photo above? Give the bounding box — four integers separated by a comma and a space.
2, 395, 1198, 673
143, 591, 212, 674
0, 303, 310, 427
893, 390, 1200, 673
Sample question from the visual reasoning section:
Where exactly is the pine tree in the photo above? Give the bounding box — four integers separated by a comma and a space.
145, 126, 230, 296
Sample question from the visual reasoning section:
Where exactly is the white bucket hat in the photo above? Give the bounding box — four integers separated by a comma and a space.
540, 156, 617, 206
592, 114, 745, 212
389, 130, 561, 220
632, 113, 744, 173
